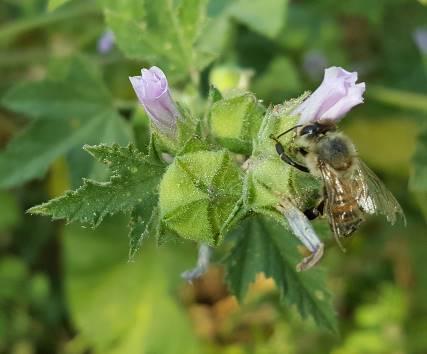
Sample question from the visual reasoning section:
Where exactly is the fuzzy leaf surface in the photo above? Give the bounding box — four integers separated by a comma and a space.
29, 144, 165, 228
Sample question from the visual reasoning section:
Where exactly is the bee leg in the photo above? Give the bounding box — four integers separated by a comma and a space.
270, 136, 309, 173
304, 200, 325, 220
277, 199, 324, 271
304, 207, 321, 220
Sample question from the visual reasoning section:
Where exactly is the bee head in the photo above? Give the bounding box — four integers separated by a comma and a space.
299, 120, 336, 139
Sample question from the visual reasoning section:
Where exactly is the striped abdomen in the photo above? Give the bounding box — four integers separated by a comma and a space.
326, 179, 365, 237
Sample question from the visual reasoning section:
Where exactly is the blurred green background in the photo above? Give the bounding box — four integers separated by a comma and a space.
1, 0, 427, 353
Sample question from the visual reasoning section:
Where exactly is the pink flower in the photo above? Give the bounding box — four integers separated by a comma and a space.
292, 66, 366, 124
129, 66, 181, 135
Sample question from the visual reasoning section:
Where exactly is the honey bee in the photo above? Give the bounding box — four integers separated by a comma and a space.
271, 120, 405, 267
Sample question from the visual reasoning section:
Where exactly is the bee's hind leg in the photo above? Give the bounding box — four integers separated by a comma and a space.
277, 199, 324, 272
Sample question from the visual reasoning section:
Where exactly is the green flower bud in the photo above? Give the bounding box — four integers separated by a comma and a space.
245, 101, 321, 217
244, 157, 290, 211
209, 66, 253, 92
210, 93, 265, 155
159, 150, 242, 246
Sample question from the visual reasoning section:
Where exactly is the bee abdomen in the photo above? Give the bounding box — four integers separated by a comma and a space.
331, 199, 365, 237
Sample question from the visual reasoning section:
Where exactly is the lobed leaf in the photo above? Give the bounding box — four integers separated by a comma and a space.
225, 216, 337, 331
28, 144, 165, 228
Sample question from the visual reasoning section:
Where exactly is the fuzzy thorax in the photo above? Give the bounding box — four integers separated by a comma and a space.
298, 131, 357, 177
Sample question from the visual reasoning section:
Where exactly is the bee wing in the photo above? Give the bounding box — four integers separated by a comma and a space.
353, 159, 406, 225
317, 161, 348, 247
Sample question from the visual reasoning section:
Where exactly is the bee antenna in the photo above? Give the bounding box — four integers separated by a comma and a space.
275, 124, 303, 140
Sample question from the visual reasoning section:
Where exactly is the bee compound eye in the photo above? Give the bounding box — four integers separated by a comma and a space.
300, 125, 315, 136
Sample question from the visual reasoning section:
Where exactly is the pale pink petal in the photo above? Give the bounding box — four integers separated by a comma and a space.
292, 66, 365, 124
129, 66, 180, 136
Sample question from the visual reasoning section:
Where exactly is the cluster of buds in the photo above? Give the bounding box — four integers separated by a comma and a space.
129, 65, 366, 279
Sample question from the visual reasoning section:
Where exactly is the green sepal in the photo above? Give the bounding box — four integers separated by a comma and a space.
242, 96, 321, 222
151, 102, 199, 155
176, 135, 212, 156
209, 66, 253, 93
253, 96, 309, 157
210, 92, 265, 155
159, 150, 242, 246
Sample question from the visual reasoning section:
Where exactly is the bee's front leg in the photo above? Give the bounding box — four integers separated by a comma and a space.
277, 199, 324, 271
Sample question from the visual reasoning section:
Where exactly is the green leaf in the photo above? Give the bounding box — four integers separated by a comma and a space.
0, 114, 104, 189
29, 144, 165, 228
198, 0, 288, 57
228, 0, 288, 39
47, 0, 71, 12
224, 216, 337, 331
64, 219, 200, 354
128, 196, 159, 260
0, 57, 130, 188
103, 0, 214, 83
0, 2, 98, 43
253, 56, 302, 103
2, 57, 110, 120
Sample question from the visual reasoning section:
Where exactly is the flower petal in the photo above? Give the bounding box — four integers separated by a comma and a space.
320, 82, 365, 120
292, 66, 365, 124
129, 66, 180, 136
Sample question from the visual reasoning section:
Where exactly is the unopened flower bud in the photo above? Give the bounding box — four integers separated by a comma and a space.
129, 66, 181, 136
210, 93, 264, 154
159, 150, 242, 246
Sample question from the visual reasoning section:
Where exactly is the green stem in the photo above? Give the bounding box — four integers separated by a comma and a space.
368, 86, 427, 113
